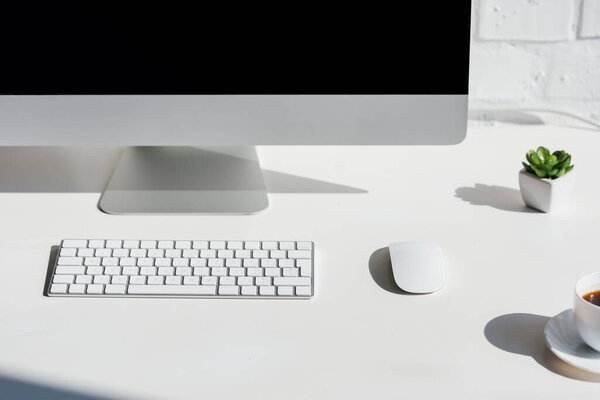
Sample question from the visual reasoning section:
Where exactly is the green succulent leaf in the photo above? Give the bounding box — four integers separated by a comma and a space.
532, 167, 547, 178
522, 162, 535, 174
529, 151, 542, 166
566, 164, 574, 172
548, 168, 559, 177
555, 168, 566, 178
546, 155, 558, 166
537, 146, 549, 162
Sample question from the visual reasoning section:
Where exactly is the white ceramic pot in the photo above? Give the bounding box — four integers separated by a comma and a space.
518, 169, 575, 213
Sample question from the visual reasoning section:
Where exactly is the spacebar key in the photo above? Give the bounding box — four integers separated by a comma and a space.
128, 285, 217, 296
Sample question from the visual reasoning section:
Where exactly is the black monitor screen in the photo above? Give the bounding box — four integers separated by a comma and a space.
1, 3, 471, 95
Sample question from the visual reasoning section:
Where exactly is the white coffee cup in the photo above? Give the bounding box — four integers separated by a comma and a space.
573, 272, 600, 352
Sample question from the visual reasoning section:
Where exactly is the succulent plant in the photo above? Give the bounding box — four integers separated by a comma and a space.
522, 146, 574, 179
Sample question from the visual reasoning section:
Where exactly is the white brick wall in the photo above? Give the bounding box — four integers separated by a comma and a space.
470, 0, 600, 123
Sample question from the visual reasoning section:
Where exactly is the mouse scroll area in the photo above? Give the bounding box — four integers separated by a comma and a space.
388, 242, 445, 293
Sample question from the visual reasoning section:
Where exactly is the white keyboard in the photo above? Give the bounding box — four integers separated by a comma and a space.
47, 240, 314, 298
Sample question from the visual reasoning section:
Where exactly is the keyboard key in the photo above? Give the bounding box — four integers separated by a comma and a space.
120, 258, 136, 266
183, 276, 199, 285
129, 276, 146, 285
137, 258, 154, 267
262, 241, 278, 250
208, 258, 224, 268
235, 250, 251, 259
103, 267, 120, 276
175, 241, 191, 249
255, 277, 272, 286
243, 259, 259, 268
241, 286, 258, 296
102, 258, 118, 266
202, 276, 217, 285
279, 259, 294, 268
273, 277, 311, 286
297, 259, 312, 276
210, 241, 226, 249
297, 242, 312, 250
62, 240, 87, 248
259, 286, 276, 296
176, 267, 192, 276
166, 276, 182, 285
158, 240, 174, 249
105, 284, 127, 294
122, 267, 139, 275
140, 267, 157, 275
130, 249, 147, 257
106, 240, 122, 248
129, 285, 217, 296
56, 265, 86, 275
75, 275, 93, 284
148, 276, 164, 285
245, 241, 260, 250
94, 275, 110, 284
219, 286, 239, 295
295, 286, 312, 296
193, 267, 210, 276
211, 267, 227, 276
226, 258, 242, 267
69, 284, 86, 294
87, 284, 104, 294
78, 248, 95, 257
237, 277, 253, 286
58, 256, 83, 266
155, 258, 171, 267
53, 275, 74, 284
112, 276, 129, 285
50, 283, 68, 293
201, 249, 217, 259
227, 241, 243, 249
88, 240, 105, 248
140, 240, 157, 249
165, 249, 181, 258
261, 259, 277, 268
270, 250, 286, 259
264, 268, 281, 277
123, 240, 140, 248
228, 268, 245, 276
218, 249, 234, 258
219, 277, 235, 285
253, 250, 269, 259
277, 286, 293, 296
289, 250, 312, 259
280, 241, 295, 250
173, 258, 189, 267
182, 250, 199, 258
112, 249, 129, 257
95, 249, 111, 257
283, 268, 299, 277
60, 248, 77, 257
190, 258, 207, 267
192, 241, 209, 249
247, 268, 263, 277
158, 267, 175, 276
147, 249, 164, 258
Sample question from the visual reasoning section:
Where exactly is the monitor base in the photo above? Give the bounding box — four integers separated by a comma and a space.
98, 146, 268, 214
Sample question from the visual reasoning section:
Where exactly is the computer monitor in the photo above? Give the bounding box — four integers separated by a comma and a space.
0, 3, 471, 214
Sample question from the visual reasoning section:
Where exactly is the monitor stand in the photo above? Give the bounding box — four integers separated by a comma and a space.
98, 146, 269, 214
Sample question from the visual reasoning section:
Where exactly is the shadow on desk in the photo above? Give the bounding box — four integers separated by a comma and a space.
0, 147, 366, 195
485, 313, 600, 382
455, 184, 538, 213
0, 374, 118, 400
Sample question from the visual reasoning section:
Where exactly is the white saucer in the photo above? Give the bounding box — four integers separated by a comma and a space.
545, 309, 600, 374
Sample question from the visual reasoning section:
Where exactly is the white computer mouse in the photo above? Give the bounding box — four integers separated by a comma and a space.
388, 242, 445, 293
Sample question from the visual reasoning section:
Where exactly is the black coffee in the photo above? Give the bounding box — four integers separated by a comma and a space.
583, 290, 600, 306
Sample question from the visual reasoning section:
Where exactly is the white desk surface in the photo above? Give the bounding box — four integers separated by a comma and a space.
1, 121, 600, 399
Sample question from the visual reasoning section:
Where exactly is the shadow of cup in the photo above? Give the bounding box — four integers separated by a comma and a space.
484, 313, 600, 382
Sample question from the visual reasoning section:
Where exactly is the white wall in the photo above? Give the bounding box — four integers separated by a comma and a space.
470, 0, 600, 122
